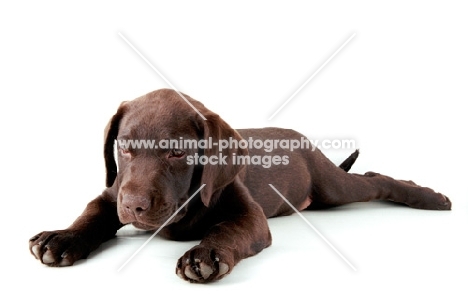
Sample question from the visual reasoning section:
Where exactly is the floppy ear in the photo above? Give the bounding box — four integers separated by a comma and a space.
104, 103, 127, 187
196, 109, 248, 206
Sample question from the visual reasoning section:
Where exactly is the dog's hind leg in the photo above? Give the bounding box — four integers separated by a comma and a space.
307, 149, 451, 210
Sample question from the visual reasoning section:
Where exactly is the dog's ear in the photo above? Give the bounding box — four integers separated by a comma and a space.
195, 108, 248, 207
104, 102, 127, 187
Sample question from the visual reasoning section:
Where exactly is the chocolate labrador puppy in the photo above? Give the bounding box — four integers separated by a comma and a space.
29, 89, 451, 282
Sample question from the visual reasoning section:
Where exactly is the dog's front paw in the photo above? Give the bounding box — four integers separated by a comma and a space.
29, 230, 90, 267
176, 245, 232, 283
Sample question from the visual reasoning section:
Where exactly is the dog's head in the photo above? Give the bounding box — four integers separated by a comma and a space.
104, 89, 247, 230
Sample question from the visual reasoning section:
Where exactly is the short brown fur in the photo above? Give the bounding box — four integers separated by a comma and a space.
29, 89, 451, 282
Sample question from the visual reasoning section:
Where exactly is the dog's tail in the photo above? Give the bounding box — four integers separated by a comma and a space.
339, 149, 359, 172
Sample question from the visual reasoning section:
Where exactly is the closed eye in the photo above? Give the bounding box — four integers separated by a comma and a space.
119, 147, 132, 157
168, 149, 186, 159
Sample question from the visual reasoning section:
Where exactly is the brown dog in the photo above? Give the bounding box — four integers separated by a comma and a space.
29, 89, 451, 282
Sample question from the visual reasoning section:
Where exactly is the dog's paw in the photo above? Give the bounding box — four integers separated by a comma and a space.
410, 189, 452, 210
176, 245, 232, 283
365, 172, 451, 210
29, 230, 90, 267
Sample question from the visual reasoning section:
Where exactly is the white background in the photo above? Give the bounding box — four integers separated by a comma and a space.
1, 1, 467, 302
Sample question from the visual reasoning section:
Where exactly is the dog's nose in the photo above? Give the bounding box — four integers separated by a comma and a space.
121, 194, 151, 215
